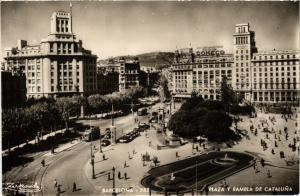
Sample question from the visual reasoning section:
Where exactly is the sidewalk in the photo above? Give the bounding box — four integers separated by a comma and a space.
2, 128, 68, 156
83, 127, 198, 195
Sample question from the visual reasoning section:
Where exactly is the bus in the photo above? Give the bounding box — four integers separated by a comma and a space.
137, 108, 147, 116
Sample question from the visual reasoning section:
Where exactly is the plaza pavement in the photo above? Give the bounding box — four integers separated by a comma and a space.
209, 109, 299, 195
84, 105, 299, 195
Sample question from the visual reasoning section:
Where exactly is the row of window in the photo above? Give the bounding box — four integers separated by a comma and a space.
253, 91, 297, 102
253, 83, 297, 90
236, 50, 249, 54
253, 77, 297, 83
27, 86, 41, 92
253, 66, 297, 72
235, 55, 249, 61
50, 42, 79, 54
253, 54, 297, 60
253, 72, 297, 77
253, 60, 298, 66
56, 19, 69, 33
236, 36, 249, 45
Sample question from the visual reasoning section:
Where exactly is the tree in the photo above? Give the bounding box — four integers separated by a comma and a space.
88, 94, 107, 114
56, 97, 76, 130
220, 76, 235, 105
168, 98, 238, 142
158, 75, 171, 102
2, 109, 15, 155
73, 95, 88, 117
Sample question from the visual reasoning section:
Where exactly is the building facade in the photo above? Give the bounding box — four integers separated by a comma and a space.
3, 10, 97, 98
172, 47, 233, 100
251, 50, 300, 104
97, 57, 140, 93
171, 23, 300, 104
232, 23, 257, 101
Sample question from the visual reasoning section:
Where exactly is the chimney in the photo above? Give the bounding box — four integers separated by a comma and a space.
17, 40, 27, 50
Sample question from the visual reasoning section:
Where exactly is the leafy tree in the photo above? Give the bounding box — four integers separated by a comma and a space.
168, 98, 238, 142
88, 94, 107, 114
73, 95, 88, 117
56, 97, 76, 130
158, 75, 170, 102
2, 109, 15, 154
220, 76, 235, 110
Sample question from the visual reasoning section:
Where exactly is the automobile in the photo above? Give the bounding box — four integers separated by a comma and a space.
117, 135, 131, 143
131, 128, 140, 137
139, 123, 150, 131
101, 139, 111, 147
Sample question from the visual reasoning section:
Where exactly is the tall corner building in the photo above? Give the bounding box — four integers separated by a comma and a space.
232, 23, 257, 101
4, 10, 97, 98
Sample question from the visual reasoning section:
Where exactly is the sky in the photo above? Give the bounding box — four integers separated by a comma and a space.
1, 1, 299, 60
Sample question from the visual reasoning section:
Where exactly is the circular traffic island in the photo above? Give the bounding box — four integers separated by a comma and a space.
141, 151, 255, 194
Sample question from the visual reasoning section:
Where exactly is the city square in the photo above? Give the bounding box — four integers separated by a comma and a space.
1, 1, 299, 196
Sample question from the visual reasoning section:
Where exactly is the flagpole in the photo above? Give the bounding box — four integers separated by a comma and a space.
69, 1, 73, 33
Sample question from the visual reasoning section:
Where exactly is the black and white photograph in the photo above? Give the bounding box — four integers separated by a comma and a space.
1, 1, 299, 195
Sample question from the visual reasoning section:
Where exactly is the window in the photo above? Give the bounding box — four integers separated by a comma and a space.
50, 43, 54, 52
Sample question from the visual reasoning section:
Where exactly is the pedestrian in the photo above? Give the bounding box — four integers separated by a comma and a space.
267, 169, 272, 178
54, 179, 58, 188
203, 143, 206, 149
124, 161, 127, 168
118, 171, 121, 179
41, 159, 45, 167
107, 172, 110, 181
124, 172, 127, 180
57, 185, 61, 194
103, 154, 105, 160
72, 182, 76, 192
175, 151, 178, 158
271, 149, 275, 154
261, 159, 265, 167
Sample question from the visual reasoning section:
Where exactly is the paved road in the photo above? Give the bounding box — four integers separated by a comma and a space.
40, 103, 163, 195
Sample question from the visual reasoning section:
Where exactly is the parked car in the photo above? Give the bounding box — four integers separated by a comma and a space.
117, 135, 131, 143
139, 123, 150, 131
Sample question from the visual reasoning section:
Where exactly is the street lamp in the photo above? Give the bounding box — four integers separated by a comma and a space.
195, 160, 198, 196
99, 127, 102, 153
112, 167, 116, 196
90, 144, 95, 179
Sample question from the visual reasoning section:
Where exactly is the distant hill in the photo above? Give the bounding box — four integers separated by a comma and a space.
98, 51, 174, 69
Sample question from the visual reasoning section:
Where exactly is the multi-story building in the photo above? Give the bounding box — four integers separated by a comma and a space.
251, 50, 300, 104
171, 23, 300, 105
172, 47, 233, 100
97, 57, 140, 93
232, 23, 257, 101
3, 10, 97, 98
1, 70, 27, 108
